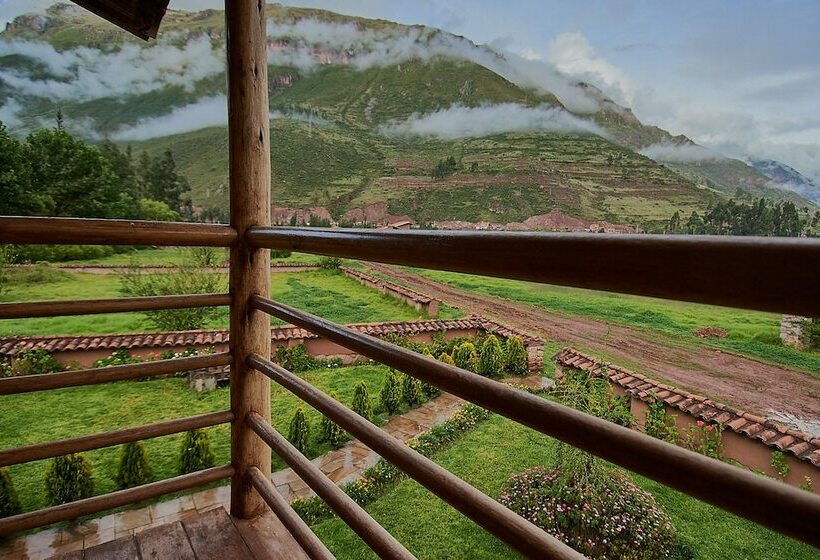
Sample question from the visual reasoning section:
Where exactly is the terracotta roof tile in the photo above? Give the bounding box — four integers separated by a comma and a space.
554, 347, 820, 468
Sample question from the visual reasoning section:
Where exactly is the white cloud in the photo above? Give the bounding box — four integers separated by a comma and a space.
639, 142, 719, 163
111, 95, 227, 140
379, 102, 605, 139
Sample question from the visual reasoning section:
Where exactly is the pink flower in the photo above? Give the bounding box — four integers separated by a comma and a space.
696, 420, 704, 427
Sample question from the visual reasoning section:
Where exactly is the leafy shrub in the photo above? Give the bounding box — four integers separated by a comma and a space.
270, 250, 293, 259
6, 264, 72, 286
453, 342, 478, 372
11, 348, 63, 376
320, 392, 346, 448
770, 451, 790, 479
10, 244, 115, 264
288, 408, 311, 453
400, 372, 424, 406
379, 371, 402, 414
477, 334, 504, 378
318, 256, 342, 270
115, 441, 153, 489
504, 336, 528, 376
684, 420, 724, 460
803, 318, 820, 349
45, 453, 94, 506
120, 251, 226, 331
644, 398, 679, 443
351, 381, 372, 421
500, 467, 678, 560
431, 156, 458, 179
178, 429, 215, 475
93, 349, 142, 368
0, 467, 22, 518
274, 343, 319, 372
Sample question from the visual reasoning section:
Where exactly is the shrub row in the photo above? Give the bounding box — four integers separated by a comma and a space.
0, 429, 216, 517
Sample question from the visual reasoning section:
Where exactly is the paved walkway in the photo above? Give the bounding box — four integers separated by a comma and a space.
1, 376, 548, 559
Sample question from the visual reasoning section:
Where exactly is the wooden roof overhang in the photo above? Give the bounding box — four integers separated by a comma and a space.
71, 0, 171, 40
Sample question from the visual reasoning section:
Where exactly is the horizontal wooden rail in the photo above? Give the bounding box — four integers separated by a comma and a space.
0, 352, 231, 395
0, 465, 233, 537
247, 227, 820, 316
0, 216, 236, 247
248, 466, 336, 560
0, 293, 231, 319
247, 412, 417, 560
250, 296, 820, 547
248, 354, 585, 560
0, 411, 232, 467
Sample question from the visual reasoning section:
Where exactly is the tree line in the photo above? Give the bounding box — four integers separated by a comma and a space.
666, 198, 819, 237
0, 117, 190, 223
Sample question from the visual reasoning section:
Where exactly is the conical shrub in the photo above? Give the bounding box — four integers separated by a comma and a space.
45, 453, 94, 506
504, 336, 529, 376
0, 467, 22, 518
351, 381, 372, 421
115, 441, 153, 489
478, 335, 504, 378
178, 429, 215, 475
379, 371, 401, 414
453, 342, 478, 372
288, 407, 310, 453
401, 372, 423, 406
320, 392, 346, 448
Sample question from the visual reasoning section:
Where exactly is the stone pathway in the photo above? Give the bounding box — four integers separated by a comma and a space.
1, 376, 548, 560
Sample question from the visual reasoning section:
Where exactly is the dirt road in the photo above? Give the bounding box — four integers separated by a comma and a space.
365, 263, 820, 425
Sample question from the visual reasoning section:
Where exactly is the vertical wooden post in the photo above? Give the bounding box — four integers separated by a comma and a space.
227, 0, 271, 518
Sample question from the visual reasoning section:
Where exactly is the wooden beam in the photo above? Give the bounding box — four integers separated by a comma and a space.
71, 0, 170, 40
0, 293, 230, 319
0, 217, 236, 247
226, 0, 272, 519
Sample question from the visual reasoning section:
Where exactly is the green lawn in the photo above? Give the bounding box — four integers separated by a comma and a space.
46, 246, 321, 266
408, 268, 820, 375
0, 364, 395, 512
312, 415, 816, 560
0, 269, 443, 336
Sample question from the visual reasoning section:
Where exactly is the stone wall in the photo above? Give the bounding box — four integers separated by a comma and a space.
781, 315, 810, 349
341, 266, 439, 317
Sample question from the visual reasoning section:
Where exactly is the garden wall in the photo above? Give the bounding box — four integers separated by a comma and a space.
340, 266, 439, 317
1, 315, 543, 373
554, 348, 819, 493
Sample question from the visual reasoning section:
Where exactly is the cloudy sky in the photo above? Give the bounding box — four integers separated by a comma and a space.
1, 0, 818, 179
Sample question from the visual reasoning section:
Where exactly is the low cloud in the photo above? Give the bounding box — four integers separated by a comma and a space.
379, 103, 606, 139
639, 142, 721, 163
266, 19, 600, 113
110, 95, 227, 141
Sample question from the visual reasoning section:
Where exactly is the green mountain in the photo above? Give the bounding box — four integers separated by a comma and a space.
1, 3, 814, 229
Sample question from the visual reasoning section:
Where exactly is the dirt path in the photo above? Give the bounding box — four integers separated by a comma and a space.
366, 263, 820, 424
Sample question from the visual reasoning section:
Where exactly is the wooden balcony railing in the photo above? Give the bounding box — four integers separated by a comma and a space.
0, 1, 818, 556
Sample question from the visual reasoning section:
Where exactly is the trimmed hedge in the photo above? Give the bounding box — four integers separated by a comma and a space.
179, 429, 216, 475
0, 467, 21, 518
45, 453, 94, 506
288, 407, 311, 453
115, 441, 153, 489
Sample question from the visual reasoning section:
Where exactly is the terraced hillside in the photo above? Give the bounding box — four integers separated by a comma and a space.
1, 3, 814, 228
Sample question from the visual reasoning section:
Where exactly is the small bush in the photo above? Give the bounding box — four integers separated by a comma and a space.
379, 371, 402, 414
453, 342, 478, 372
400, 373, 424, 406
288, 408, 311, 453
45, 453, 94, 506
115, 441, 153, 489
94, 349, 142, 368
504, 336, 528, 376
477, 334, 504, 378
11, 348, 63, 376
320, 392, 346, 448
274, 343, 319, 372
0, 467, 22, 518
500, 466, 678, 559
351, 381, 372, 421
644, 398, 679, 443
179, 429, 215, 475
319, 256, 342, 270
270, 250, 293, 259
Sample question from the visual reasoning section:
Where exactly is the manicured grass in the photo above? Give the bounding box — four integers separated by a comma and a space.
409, 268, 820, 375
0, 269, 431, 336
0, 364, 394, 512
312, 415, 816, 560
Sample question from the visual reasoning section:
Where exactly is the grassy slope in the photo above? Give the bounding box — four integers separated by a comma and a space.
0, 269, 453, 336
312, 415, 816, 560
408, 268, 820, 375
0, 364, 395, 512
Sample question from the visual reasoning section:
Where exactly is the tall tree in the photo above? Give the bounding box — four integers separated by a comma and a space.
0, 122, 42, 216
139, 149, 190, 211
